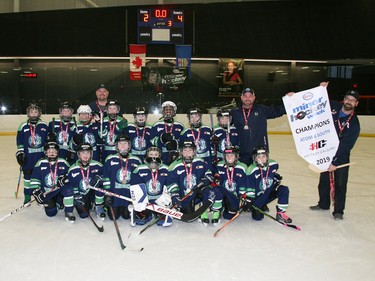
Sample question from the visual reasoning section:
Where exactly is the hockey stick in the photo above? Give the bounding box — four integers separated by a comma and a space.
109, 205, 126, 250
15, 166, 22, 198
139, 178, 213, 235
87, 185, 213, 222
308, 162, 356, 173
213, 208, 244, 237
80, 204, 104, 232
252, 205, 301, 231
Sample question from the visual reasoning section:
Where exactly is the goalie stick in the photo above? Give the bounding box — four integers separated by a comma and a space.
87, 185, 213, 222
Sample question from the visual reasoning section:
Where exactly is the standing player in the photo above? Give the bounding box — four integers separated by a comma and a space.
216, 146, 248, 221
48, 102, 76, 163
180, 108, 213, 170
167, 140, 221, 226
150, 101, 184, 165
246, 146, 292, 223
212, 109, 239, 165
62, 143, 105, 223
130, 146, 171, 227
16, 103, 49, 203
30, 142, 70, 217
125, 107, 152, 162
102, 134, 142, 221
100, 100, 128, 162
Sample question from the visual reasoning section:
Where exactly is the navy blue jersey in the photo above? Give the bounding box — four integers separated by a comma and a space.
247, 159, 279, 198
63, 160, 104, 213
150, 120, 184, 164
131, 163, 169, 203
212, 125, 239, 162
103, 154, 142, 207
16, 120, 49, 170
124, 123, 152, 162
48, 118, 76, 159
100, 116, 127, 161
71, 122, 101, 162
216, 160, 247, 198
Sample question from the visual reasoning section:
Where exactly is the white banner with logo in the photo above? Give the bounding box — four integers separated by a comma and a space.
282, 86, 339, 171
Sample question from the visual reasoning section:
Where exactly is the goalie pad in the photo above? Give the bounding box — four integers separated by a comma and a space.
130, 183, 149, 212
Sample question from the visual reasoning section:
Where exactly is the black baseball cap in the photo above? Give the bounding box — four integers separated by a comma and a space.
242, 87, 255, 95
96, 83, 108, 91
345, 90, 359, 101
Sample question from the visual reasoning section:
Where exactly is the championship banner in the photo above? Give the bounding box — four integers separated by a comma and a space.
175, 44, 192, 77
218, 58, 244, 97
282, 86, 339, 171
141, 66, 188, 92
129, 44, 146, 80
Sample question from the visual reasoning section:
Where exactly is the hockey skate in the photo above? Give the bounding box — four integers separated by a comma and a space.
198, 211, 209, 227
95, 205, 106, 221
211, 211, 221, 226
65, 212, 76, 223
276, 211, 292, 224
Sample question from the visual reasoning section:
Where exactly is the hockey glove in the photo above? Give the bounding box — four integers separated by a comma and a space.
165, 139, 178, 151
240, 194, 252, 212
211, 135, 220, 146
104, 195, 113, 207
15, 150, 26, 166
171, 193, 182, 210
46, 132, 57, 142
57, 175, 69, 188
117, 118, 128, 130
89, 175, 103, 188
161, 132, 173, 144
72, 133, 84, 146
66, 149, 76, 163
32, 189, 45, 204
155, 192, 172, 208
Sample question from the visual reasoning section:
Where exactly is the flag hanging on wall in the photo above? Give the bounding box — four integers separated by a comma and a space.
175, 45, 192, 77
130, 44, 146, 80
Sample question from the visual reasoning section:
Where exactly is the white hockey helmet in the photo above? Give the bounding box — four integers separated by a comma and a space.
77, 105, 92, 115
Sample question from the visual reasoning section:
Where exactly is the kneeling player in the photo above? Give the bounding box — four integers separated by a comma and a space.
246, 146, 292, 223
62, 143, 105, 223
30, 142, 70, 217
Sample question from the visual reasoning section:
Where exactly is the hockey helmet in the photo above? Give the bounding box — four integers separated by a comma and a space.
26, 102, 42, 124
106, 100, 120, 120
59, 102, 74, 122
144, 146, 162, 169
115, 134, 131, 157
133, 106, 148, 127
224, 146, 239, 167
252, 146, 269, 167
44, 142, 59, 161
187, 108, 202, 128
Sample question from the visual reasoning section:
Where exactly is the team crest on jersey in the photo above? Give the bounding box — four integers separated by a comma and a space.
260, 178, 273, 191
57, 131, 70, 146
146, 180, 161, 195
117, 168, 130, 184
184, 175, 197, 190
79, 179, 90, 195
224, 180, 236, 193
133, 136, 146, 150
28, 134, 42, 148
106, 133, 117, 145
195, 139, 207, 153
44, 173, 56, 189
84, 133, 97, 146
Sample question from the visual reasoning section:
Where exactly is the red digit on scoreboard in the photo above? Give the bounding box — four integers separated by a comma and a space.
155, 9, 167, 18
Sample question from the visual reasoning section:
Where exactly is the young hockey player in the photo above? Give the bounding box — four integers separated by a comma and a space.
246, 146, 292, 223
124, 107, 152, 162
167, 140, 221, 226
30, 142, 70, 217
130, 146, 172, 227
211, 109, 239, 165
100, 100, 128, 162
71, 105, 101, 162
150, 101, 184, 165
216, 146, 248, 221
180, 108, 214, 170
47, 102, 76, 163
16, 102, 49, 203
62, 143, 105, 223
102, 134, 142, 221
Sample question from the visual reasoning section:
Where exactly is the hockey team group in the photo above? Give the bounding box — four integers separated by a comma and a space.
13, 82, 360, 232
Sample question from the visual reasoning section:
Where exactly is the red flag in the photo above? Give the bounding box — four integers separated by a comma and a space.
129, 44, 146, 80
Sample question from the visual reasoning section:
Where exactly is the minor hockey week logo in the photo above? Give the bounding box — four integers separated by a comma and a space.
289, 92, 328, 122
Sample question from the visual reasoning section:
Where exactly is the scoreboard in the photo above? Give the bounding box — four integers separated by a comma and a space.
137, 9, 184, 44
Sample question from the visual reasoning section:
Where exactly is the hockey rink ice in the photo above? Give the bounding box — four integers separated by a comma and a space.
0, 134, 374, 281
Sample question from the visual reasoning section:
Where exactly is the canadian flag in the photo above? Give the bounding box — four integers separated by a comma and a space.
129, 44, 146, 80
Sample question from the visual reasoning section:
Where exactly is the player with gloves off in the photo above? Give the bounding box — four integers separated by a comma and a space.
30, 142, 70, 217
150, 101, 184, 165
102, 134, 142, 221
247, 146, 292, 223
130, 146, 172, 227
167, 140, 222, 227
62, 143, 105, 223
16, 102, 49, 204
215, 146, 248, 222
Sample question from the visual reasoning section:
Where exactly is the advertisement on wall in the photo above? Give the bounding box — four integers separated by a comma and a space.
218, 58, 244, 97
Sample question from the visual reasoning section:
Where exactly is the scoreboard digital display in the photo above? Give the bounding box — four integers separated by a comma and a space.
138, 9, 184, 44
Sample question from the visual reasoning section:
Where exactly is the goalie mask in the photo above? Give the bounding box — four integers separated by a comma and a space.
217, 109, 232, 129
187, 108, 202, 129
27, 103, 42, 124
252, 146, 269, 167
144, 146, 162, 169
77, 142, 93, 167
59, 102, 74, 122
44, 142, 59, 162
161, 101, 177, 123
77, 105, 92, 125
115, 134, 131, 158
106, 100, 120, 120
224, 146, 239, 167
180, 140, 196, 164
133, 107, 148, 127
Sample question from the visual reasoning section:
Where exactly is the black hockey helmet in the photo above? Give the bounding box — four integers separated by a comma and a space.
133, 106, 148, 127
59, 101, 74, 122
76, 142, 93, 166
106, 100, 120, 120
115, 134, 131, 157
187, 108, 202, 128
44, 142, 59, 161
26, 102, 42, 124
144, 146, 162, 169
224, 145, 239, 167
180, 140, 196, 164
252, 146, 269, 167
217, 109, 232, 128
